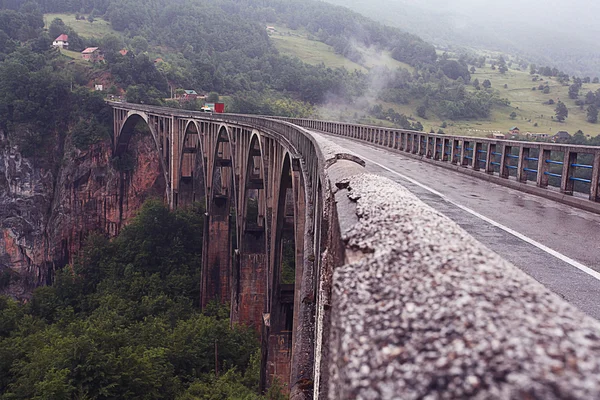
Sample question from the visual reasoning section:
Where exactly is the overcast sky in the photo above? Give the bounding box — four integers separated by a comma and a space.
331, 0, 600, 34
416, 0, 598, 29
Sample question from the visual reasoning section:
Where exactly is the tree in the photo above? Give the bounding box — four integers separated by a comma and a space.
572, 130, 587, 144
554, 101, 568, 122
594, 77, 600, 84
101, 33, 124, 56
470, 66, 476, 74
48, 18, 66, 40
482, 79, 491, 89
131, 35, 148, 54
510, 111, 517, 120
585, 91, 596, 104
530, 64, 537, 75
412, 121, 423, 131
472, 78, 479, 87
568, 83, 581, 99
206, 92, 220, 102
587, 104, 598, 123
416, 104, 427, 119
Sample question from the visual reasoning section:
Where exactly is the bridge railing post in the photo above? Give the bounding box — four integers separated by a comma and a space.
433, 137, 441, 160
473, 142, 483, 171
450, 139, 459, 164
516, 146, 530, 183
485, 143, 496, 174
537, 147, 551, 188
591, 151, 600, 201
442, 138, 450, 162
500, 144, 512, 178
460, 140, 470, 166
561, 150, 578, 195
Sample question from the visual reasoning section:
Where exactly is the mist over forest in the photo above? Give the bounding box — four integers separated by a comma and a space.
323, 0, 600, 77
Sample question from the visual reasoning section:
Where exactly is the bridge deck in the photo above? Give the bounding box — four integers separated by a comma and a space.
318, 131, 600, 320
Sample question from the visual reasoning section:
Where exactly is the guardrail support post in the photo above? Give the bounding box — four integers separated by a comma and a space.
517, 147, 529, 183
426, 136, 433, 158
461, 140, 470, 166
433, 137, 441, 160
500, 145, 512, 178
561, 151, 577, 195
486, 143, 495, 174
473, 142, 482, 171
442, 138, 450, 161
451, 139, 459, 164
591, 152, 600, 201
537, 148, 551, 188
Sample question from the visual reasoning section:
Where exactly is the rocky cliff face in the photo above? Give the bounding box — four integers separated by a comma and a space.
0, 128, 165, 299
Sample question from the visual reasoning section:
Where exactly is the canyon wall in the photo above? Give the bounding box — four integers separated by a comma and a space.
0, 127, 165, 299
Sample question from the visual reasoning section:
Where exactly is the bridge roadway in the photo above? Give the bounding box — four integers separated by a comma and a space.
317, 131, 600, 320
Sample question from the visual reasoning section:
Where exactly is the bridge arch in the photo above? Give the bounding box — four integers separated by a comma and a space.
177, 119, 207, 208
261, 151, 307, 393
232, 132, 269, 330
114, 111, 170, 196
202, 124, 239, 307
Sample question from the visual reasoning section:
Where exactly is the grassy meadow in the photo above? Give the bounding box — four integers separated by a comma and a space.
269, 25, 414, 73
44, 13, 118, 39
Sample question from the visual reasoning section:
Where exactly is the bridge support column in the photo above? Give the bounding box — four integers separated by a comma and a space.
202, 198, 233, 307
234, 230, 267, 330
170, 117, 180, 208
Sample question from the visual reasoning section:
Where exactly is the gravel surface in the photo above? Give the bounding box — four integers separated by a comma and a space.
328, 173, 600, 400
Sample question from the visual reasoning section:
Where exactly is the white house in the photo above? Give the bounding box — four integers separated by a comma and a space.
52, 34, 69, 49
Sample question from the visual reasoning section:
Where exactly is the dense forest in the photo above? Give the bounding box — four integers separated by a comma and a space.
0, 201, 273, 399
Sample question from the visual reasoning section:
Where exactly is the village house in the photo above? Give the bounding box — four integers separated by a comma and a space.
553, 131, 571, 142
508, 126, 520, 136
119, 49, 128, 56
182, 90, 198, 101
266, 26, 276, 34
52, 34, 68, 49
81, 47, 104, 62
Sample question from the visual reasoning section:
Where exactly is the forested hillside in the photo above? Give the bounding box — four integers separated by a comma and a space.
323, 0, 600, 79
0, 202, 268, 399
2, 0, 516, 131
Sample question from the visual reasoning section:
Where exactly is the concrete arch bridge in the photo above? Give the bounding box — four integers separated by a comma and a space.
111, 102, 600, 399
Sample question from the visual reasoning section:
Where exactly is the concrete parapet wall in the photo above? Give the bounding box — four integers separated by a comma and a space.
325, 170, 600, 399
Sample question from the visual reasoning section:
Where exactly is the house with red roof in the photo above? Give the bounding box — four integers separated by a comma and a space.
81, 47, 104, 62
119, 49, 129, 56
52, 34, 68, 49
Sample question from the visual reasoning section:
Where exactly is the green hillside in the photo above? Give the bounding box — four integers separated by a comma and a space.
269, 25, 414, 73
36, 2, 600, 139
43, 13, 117, 39
466, 66, 600, 137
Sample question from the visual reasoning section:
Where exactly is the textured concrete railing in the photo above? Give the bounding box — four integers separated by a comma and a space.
108, 104, 600, 399
277, 117, 600, 214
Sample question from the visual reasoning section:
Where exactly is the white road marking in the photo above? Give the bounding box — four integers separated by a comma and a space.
359, 154, 600, 282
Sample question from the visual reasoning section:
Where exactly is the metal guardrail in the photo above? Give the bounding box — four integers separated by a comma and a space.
275, 118, 600, 204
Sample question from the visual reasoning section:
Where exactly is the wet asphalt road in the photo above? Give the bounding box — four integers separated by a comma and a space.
320, 132, 600, 320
